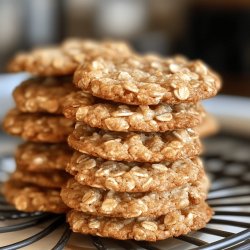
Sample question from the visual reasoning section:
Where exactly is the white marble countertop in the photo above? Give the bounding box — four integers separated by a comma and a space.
203, 95, 250, 137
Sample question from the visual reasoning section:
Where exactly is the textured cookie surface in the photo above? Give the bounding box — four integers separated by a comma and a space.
68, 123, 202, 162
63, 91, 205, 132
12, 169, 70, 188
67, 152, 204, 192
67, 202, 213, 241
3, 109, 74, 142
74, 55, 221, 105
13, 77, 77, 114
15, 142, 72, 172
4, 179, 68, 213
61, 177, 208, 218
8, 39, 133, 76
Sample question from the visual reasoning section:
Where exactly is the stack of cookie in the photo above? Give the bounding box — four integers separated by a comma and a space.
2, 77, 75, 213
3, 38, 221, 241
61, 55, 221, 240
3, 39, 133, 213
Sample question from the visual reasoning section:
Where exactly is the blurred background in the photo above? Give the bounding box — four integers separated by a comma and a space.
0, 0, 250, 96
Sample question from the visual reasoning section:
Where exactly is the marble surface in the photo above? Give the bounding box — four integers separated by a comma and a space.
0, 73, 29, 121
203, 95, 250, 137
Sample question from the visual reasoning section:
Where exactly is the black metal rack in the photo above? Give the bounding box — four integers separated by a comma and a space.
0, 134, 250, 250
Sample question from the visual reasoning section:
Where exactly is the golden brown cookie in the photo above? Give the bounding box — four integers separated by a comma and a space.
13, 77, 77, 114
67, 202, 213, 241
197, 114, 219, 138
68, 123, 202, 162
7, 39, 133, 76
15, 142, 72, 172
3, 109, 74, 143
62, 38, 133, 60
61, 176, 208, 218
11, 169, 70, 188
73, 55, 221, 105
63, 91, 205, 132
4, 179, 68, 213
67, 152, 205, 192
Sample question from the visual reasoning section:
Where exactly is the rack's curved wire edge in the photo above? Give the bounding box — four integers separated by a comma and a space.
0, 135, 249, 250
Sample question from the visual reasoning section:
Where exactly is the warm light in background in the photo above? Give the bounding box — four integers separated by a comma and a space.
0, 0, 249, 96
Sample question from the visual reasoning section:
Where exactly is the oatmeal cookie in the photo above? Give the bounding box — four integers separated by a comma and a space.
67, 202, 213, 241
67, 152, 205, 192
63, 91, 205, 132
3, 109, 74, 143
13, 77, 77, 114
11, 169, 70, 188
4, 179, 68, 213
15, 142, 72, 172
197, 114, 219, 138
7, 39, 133, 76
61, 176, 208, 218
68, 123, 202, 162
73, 55, 221, 105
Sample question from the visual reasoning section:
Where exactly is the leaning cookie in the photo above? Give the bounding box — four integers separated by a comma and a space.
68, 123, 202, 162
73, 54, 221, 105
13, 77, 77, 114
61, 177, 208, 218
67, 152, 205, 192
4, 179, 68, 213
3, 109, 74, 143
67, 202, 213, 241
63, 91, 205, 132
7, 39, 133, 76
15, 142, 72, 172
11, 169, 70, 188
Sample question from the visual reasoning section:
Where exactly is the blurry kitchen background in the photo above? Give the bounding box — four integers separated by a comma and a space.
0, 0, 250, 96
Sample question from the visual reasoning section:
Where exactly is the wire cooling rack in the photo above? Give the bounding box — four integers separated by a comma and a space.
0, 134, 250, 250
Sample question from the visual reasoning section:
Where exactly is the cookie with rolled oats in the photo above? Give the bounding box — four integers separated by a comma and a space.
68, 123, 202, 162
67, 202, 213, 241
67, 152, 205, 192
63, 91, 205, 132
61, 176, 208, 218
8, 47, 77, 76
62, 38, 133, 61
11, 169, 70, 188
74, 55, 221, 105
4, 179, 68, 213
7, 39, 133, 76
15, 142, 72, 172
3, 109, 74, 143
13, 77, 77, 114
197, 114, 219, 138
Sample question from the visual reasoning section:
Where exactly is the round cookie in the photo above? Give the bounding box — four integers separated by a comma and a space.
4, 179, 68, 213
7, 39, 133, 76
197, 114, 219, 138
73, 55, 221, 105
68, 123, 202, 162
67, 152, 205, 192
8, 47, 78, 76
3, 109, 74, 143
11, 169, 70, 188
61, 177, 208, 218
15, 142, 72, 172
67, 202, 213, 241
13, 77, 77, 114
61, 38, 133, 60
63, 91, 205, 132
